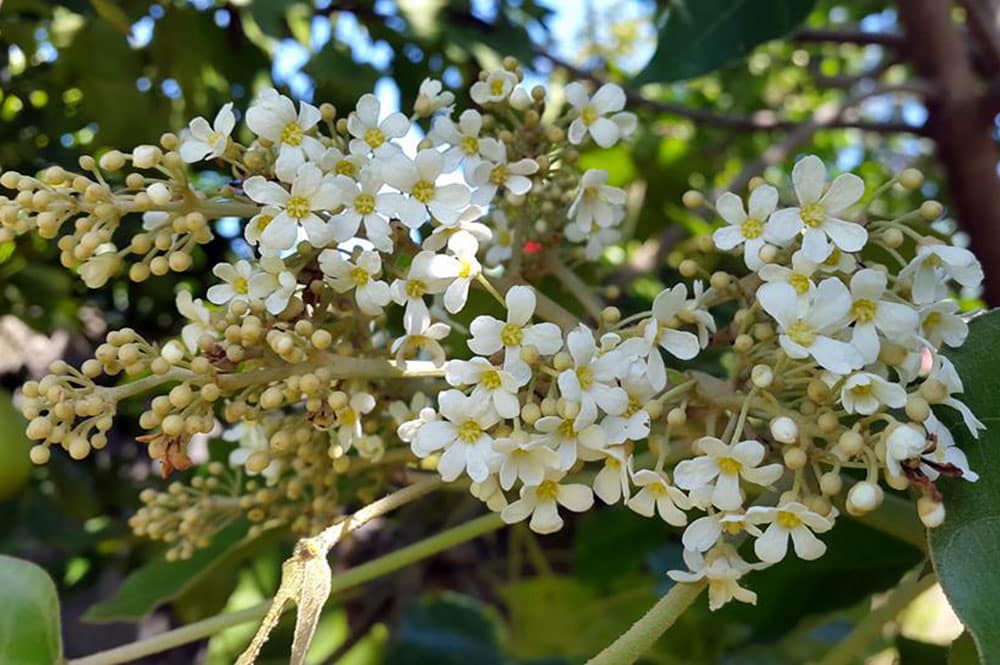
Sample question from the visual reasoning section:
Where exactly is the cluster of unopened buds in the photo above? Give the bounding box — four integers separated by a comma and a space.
2, 56, 985, 609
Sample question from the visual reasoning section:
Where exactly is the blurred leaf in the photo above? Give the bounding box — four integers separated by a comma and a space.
949, 632, 980, 665
90, 0, 131, 34
0, 390, 33, 502
928, 310, 1000, 664
897, 635, 949, 665
385, 592, 507, 665
0, 555, 62, 665
573, 505, 672, 587
83, 519, 252, 622
635, 0, 818, 84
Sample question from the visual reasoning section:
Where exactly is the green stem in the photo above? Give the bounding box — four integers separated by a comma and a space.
815, 572, 936, 665
66, 513, 506, 665
586, 581, 707, 665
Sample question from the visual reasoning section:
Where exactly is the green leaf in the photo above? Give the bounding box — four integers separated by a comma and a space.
949, 632, 979, 665
385, 592, 508, 665
0, 555, 62, 665
929, 310, 1000, 663
0, 389, 34, 502
635, 0, 818, 84
83, 519, 254, 622
897, 635, 949, 665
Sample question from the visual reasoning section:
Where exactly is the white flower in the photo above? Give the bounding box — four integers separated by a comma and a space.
627, 469, 690, 526
318, 146, 367, 180
500, 471, 594, 534
768, 155, 867, 262
443, 231, 482, 314
668, 545, 759, 611
444, 356, 527, 419
758, 249, 820, 298
382, 149, 471, 227
431, 109, 487, 178
643, 284, 701, 390
207, 260, 254, 307
346, 93, 409, 156
471, 476, 508, 512
564, 222, 621, 261
558, 325, 630, 428
244, 206, 284, 255
746, 501, 833, 563
391, 306, 451, 366
593, 446, 631, 504
680, 281, 718, 348
682, 512, 761, 553
493, 431, 559, 490
412, 389, 499, 482
757, 278, 864, 374
78, 252, 121, 289
176, 290, 215, 353
848, 268, 919, 363
225, 422, 283, 485
390, 250, 460, 322
564, 82, 637, 148
334, 392, 376, 452
601, 366, 655, 444
250, 256, 298, 315
712, 185, 781, 270
325, 169, 395, 251
468, 285, 563, 374
414, 77, 454, 117
674, 437, 784, 511
901, 244, 984, 304
423, 205, 492, 253
243, 164, 340, 253
919, 301, 968, 348
470, 70, 518, 105
922, 413, 979, 482
568, 169, 626, 231
318, 249, 391, 316
179, 102, 235, 163
840, 372, 906, 415
885, 423, 927, 479
246, 89, 324, 182
471, 139, 538, 204
535, 416, 607, 471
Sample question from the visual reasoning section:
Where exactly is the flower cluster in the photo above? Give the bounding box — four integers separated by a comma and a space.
2, 58, 985, 612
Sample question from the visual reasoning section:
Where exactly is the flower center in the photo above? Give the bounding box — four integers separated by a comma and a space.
233, 277, 249, 294
335, 159, 356, 177
777, 510, 802, 529
461, 136, 479, 155
717, 456, 742, 475
457, 420, 482, 443
536, 480, 559, 501
350, 267, 369, 286
490, 78, 506, 97
624, 397, 641, 417
849, 382, 873, 397
500, 322, 523, 346
280, 122, 303, 147
851, 298, 876, 324
800, 203, 826, 228
558, 420, 575, 439
337, 407, 357, 426
405, 279, 427, 299
412, 180, 436, 203
924, 311, 942, 329
458, 259, 474, 278
364, 127, 385, 148
581, 104, 599, 126
576, 366, 595, 390
255, 214, 274, 230
741, 217, 762, 239
208, 130, 226, 146
489, 165, 508, 185
787, 320, 816, 347
606, 456, 621, 469
723, 520, 744, 535
649, 482, 668, 498
481, 369, 502, 390
823, 248, 843, 267
354, 193, 376, 215
789, 273, 811, 295
286, 196, 310, 219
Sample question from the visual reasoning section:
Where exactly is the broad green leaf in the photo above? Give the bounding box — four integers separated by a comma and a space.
84, 519, 253, 622
897, 635, 949, 665
0, 389, 33, 502
635, 0, 818, 84
385, 593, 507, 665
929, 310, 1000, 663
0, 555, 62, 665
949, 632, 979, 665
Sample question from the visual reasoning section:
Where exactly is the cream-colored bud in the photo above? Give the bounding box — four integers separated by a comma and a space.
770, 416, 798, 444
666, 407, 687, 427
905, 395, 930, 422
146, 182, 171, 206
817, 412, 839, 433
751, 364, 773, 388
880, 228, 904, 249
709, 271, 730, 290
819, 472, 842, 496
837, 430, 865, 457
898, 168, 923, 190
681, 190, 704, 209
919, 378, 947, 403
99, 151, 126, 172
920, 200, 943, 220
521, 402, 541, 425
917, 495, 946, 528
679, 259, 699, 278
553, 351, 573, 371
783, 447, 807, 470
758, 243, 779, 264
846, 481, 883, 515
132, 145, 162, 169
30, 445, 51, 465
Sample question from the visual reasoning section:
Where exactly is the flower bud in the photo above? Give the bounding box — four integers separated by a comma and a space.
899, 168, 923, 190
750, 364, 773, 388
783, 446, 807, 470
681, 190, 704, 209
146, 182, 171, 206
920, 200, 943, 220
79, 253, 121, 289
837, 430, 865, 457
917, 495, 946, 528
846, 481, 883, 515
132, 145, 162, 169
905, 395, 930, 422
819, 472, 842, 496
770, 416, 798, 444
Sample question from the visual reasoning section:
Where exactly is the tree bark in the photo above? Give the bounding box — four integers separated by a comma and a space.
899, 0, 1000, 305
